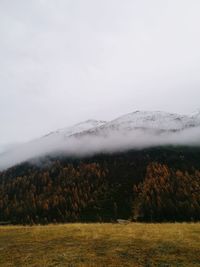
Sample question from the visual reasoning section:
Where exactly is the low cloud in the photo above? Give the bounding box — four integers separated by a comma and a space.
0, 126, 200, 171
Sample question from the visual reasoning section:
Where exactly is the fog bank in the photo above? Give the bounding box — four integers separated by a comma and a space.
0, 126, 200, 171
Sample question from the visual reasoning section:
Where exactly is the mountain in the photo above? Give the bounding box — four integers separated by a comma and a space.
74, 110, 200, 138
1, 110, 200, 224
0, 110, 200, 170
42, 119, 107, 138
0, 119, 106, 170
104, 110, 200, 131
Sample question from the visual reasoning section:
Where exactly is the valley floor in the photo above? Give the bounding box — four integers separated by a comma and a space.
0, 223, 200, 267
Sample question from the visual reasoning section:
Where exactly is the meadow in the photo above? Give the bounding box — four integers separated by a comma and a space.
0, 223, 200, 267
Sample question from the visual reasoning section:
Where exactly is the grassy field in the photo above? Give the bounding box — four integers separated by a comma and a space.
0, 223, 200, 267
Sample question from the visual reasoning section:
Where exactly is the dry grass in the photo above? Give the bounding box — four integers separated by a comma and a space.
0, 223, 200, 266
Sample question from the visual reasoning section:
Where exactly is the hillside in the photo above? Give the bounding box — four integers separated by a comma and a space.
0, 146, 200, 224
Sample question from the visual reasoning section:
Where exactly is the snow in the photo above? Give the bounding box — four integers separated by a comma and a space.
104, 110, 200, 131
0, 110, 200, 170
42, 119, 107, 139
76, 110, 200, 138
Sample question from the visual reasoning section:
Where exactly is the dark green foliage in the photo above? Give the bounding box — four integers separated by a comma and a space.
0, 146, 200, 224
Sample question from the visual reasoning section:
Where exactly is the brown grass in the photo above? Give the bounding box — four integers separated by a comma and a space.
0, 223, 200, 266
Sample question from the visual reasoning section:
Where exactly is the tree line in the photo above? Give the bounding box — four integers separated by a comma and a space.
0, 147, 200, 224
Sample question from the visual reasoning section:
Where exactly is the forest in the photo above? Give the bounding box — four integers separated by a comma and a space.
0, 146, 200, 224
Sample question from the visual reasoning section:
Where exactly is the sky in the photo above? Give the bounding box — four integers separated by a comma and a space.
1, 0, 200, 150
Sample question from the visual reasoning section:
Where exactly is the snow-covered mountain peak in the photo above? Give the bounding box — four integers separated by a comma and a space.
96, 110, 196, 132
0, 110, 200, 171
43, 119, 107, 139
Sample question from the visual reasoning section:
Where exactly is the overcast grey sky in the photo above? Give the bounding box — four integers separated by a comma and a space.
1, 0, 200, 149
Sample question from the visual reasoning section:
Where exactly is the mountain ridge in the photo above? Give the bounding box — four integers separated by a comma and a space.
0, 110, 200, 170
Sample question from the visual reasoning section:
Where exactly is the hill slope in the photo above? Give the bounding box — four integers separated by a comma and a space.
0, 146, 200, 224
